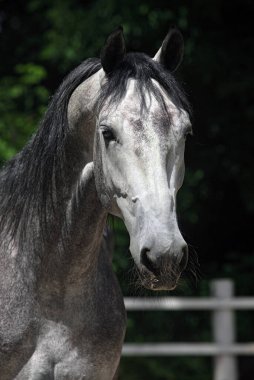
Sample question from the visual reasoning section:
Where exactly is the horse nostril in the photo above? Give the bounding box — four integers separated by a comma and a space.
140, 248, 159, 275
179, 245, 189, 270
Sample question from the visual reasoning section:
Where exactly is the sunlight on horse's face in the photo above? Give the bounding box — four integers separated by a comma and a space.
95, 79, 192, 290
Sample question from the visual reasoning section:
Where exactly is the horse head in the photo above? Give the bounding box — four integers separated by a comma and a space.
68, 27, 192, 291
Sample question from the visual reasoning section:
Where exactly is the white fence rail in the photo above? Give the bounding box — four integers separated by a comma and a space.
123, 279, 254, 380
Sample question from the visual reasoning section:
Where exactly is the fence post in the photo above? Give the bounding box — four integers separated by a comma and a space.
211, 279, 238, 380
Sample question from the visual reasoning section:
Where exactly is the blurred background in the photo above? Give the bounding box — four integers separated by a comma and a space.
0, 0, 253, 379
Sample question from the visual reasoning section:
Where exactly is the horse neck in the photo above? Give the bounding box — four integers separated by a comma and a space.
37, 165, 110, 316
51, 81, 115, 286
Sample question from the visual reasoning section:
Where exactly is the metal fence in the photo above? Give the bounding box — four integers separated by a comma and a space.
122, 279, 254, 380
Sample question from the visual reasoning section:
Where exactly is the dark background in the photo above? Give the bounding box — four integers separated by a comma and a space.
0, 0, 253, 379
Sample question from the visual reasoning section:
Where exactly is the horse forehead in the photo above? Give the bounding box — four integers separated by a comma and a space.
117, 79, 188, 127
112, 107, 184, 145
100, 79, 189, 144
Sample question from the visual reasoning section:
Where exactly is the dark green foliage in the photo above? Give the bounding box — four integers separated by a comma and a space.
0, 0, 253, 378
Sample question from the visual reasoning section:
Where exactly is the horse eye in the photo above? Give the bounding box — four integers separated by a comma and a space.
101, 128, 116, 143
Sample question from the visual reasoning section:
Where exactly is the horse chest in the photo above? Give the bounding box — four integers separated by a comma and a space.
16, 267, 126, 380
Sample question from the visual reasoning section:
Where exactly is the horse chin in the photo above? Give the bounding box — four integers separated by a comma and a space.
139, 271, 181, 291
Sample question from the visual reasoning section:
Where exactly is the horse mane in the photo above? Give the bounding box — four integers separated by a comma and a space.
0, 52, 190, 250
0, 58, 101, 247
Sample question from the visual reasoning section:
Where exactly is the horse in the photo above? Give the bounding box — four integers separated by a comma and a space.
0, 27, 192, 379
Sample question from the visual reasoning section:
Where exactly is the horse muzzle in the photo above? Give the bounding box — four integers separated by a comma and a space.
138, 244, 188, 291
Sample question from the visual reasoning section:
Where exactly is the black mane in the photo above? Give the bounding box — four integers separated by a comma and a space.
0, 58, 101, 245
0, 52, 190, 247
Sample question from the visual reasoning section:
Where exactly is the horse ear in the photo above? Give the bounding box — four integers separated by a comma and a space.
153, 27, 184, 72
101, 26, 126, 74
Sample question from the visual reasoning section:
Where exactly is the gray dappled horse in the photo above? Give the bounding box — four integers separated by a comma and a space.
0, 27, 192, 379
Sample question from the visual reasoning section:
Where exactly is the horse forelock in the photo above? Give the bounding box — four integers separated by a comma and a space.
98, 52, 191, 117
